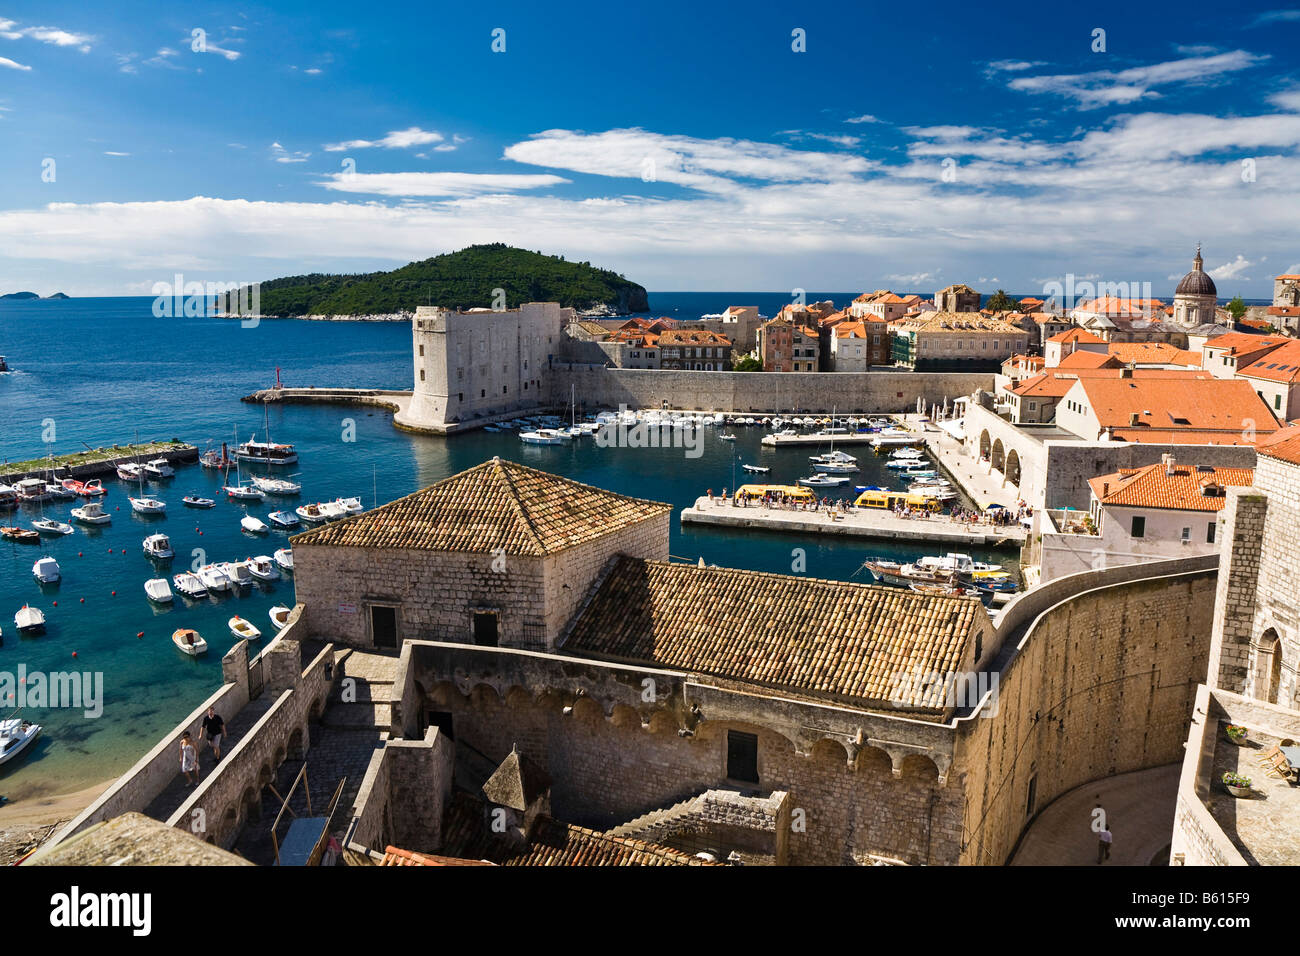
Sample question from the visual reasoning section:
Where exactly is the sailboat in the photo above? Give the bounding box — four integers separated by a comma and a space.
223, 428, 265, 500
236, 402, 298, 466
127, 432, 167, 514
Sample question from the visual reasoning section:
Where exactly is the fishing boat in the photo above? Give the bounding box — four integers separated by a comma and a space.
172, 628, 208, 656
742, 464, 770, 474
268, 510, 299, 529
13, 478, 50, 502
296, 502, 330, 523
240, 515, 269, 535
221, 560, 254, 588
172, 572, 207, 599
333, 497, 363, 515
916, 553, 1002, 576
228, 616, 262, 642
196, 564, 231, 593
14, 606, 45, 634
200, 442, 233, 470
0, 713, 42, 768
182, 495, 216, 508
0, 485, 17, 511
143, 458, 175, 479
144, 578, 174, 603
117, 462, 144, 481
31, 518, 73, 535
142, 533, 174, 560
798, 474, 852, 488
273, 548, 294, 572
32, 557, 60, 583
249, 555, 280, 581
130, 495, 167, 514
269, 605, 292, 630
1, 526, 40, 543
251, 475, 301, 495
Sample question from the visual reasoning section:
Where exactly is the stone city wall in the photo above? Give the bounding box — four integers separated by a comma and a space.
345, 726, 454, 854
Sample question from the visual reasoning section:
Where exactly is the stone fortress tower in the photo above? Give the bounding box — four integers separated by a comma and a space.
1172, 244, 1218, 329
396, 302, 574, 431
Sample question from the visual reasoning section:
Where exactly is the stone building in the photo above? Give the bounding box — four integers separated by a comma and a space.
934, 283, 980, 312
889, 312, 1029, 371
1172, 246, 1218, 330
290, 457, 673, 651
397, 302, 573, 430
757, 316, 820, 371
655, 328, 734, 370
692, 306, 763, 353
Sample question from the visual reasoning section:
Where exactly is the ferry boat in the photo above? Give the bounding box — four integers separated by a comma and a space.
235, 439, 298, 466
732, 483, 816, 504
0, 714, 41, 768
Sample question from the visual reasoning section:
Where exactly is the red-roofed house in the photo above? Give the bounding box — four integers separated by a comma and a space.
1044, 327, 1108, 367
1237, 340, 1300, 420
1201, 332, 1290, 379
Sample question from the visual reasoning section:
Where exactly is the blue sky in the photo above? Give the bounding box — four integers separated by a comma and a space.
0, 0, 1298, 297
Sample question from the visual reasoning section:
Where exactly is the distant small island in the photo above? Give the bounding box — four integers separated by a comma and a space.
214, 243, 650, 318
0, 291, 70, 300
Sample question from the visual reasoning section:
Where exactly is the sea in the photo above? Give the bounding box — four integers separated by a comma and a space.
0, 292, 1022, 801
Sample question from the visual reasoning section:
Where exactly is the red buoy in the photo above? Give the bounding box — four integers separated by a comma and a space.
79, 598, 85, 603
136, 631, 144, 638
71, 651, 78, 658
111, 590, 116, 596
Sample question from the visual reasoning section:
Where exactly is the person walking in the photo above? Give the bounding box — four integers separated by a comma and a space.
200, 706, 228, 760
180, 731, 199, 787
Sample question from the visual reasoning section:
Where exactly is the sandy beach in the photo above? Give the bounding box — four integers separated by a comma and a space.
0, 780, 112, 863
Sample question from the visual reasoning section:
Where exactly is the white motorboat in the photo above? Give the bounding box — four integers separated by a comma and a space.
295, 502, 331, 523
172, 628, 208, 656
742, 464, 770, 474
32, 557, 60, 583
916, 553, 1003, 576
889, 447, 924, 460
70, 501, 111, 525
810, 450, 857, 465
798, 474, 852, 488
31, 518, 73, 536
142, 533, 174, 560
268, 605, 292, 630
14, 606, 45, 634
268, 510, 299, 529
13, 478, 50, 502
719, 433, 737, 441
43, 482, 75, 501
240, 515, 269, 535
116, 462, 144, 481
143, 458, 175, 479
887, 458, 932, 471
519, 429, 567, 445
273, 548, 294, 572
908, 483, 958, 500
221, 560, 254, 588
228, 615, 262, 642
196, 564, 231, 593
318, 500, 348, 521
811, 461, 858, 474
249, 555, 280, 581
224, 483, 265, 501
130, 496, 167, 514
0, 715, 41, 767
333, 497, 363, 515
172, 572, 207, 599
251, 475, 301, 495
144, 577, 174, 603
183, 495, 216, 508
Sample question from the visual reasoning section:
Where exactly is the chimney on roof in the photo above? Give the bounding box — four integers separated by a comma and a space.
1163, 453, 1176, 475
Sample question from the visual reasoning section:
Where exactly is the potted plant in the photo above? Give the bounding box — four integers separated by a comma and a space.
1222, 771, 1252, 797
1224, 724, 1247, 745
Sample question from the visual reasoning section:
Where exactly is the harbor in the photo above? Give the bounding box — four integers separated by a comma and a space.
0, 441, 198, 485
681, 495, 1027, 546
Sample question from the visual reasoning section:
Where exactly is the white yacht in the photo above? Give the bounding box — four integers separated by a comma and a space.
70, 501, 111, 525
519, 428, 567, 445
143, 458, 175, 479
31, 518, 73, 535
0, 714, 41, 767
129, 496, 167, 514
142, 533, 174, 560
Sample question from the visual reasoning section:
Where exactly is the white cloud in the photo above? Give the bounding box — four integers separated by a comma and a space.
270, 142, 310, 164
205, 43, 241, 61
1251, 10, 1300, 25
888, 271, 938, 286
305, 67, 321, 74
0, 55, 30, 71
1006, 51, 1268, 108
324, 127, 444, 151
1209, 255, 1252, 281
844, 114, 882, 124
22, 26, 93, 51
316, 172, 569, 197
103, 151, 130, 157
984, 59, 1045, 75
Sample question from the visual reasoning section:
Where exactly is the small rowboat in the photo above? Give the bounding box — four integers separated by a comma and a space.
1, 526, 40, 543
228, 616, 262, 641
145, 578, 174, 603
173, 628, 208, 656
268, 605, 292, 630
240, 515, 269, 534
15, 606, 45, 634
182, 495, 216, 509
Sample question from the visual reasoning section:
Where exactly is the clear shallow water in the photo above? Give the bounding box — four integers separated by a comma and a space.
0, 296, 1014, 800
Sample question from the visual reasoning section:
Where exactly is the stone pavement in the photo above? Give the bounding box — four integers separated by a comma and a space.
1009, 764, 1180, 866
142, 693, 277, 824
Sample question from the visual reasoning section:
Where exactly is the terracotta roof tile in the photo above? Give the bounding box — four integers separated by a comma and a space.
1107, 342, 1200, 367
1089, 462, 1253, 512
291, 458, 671, 556
1048, 327, 1106, 345
1256, 422, 1300, 466
1057, 349, 1121, 369
562, 556, 983, 710
1075, 377, 1280, 441
1239, 341, 1300, 383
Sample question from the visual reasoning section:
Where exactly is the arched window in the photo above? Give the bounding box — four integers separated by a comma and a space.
1258, 630, 1283, 705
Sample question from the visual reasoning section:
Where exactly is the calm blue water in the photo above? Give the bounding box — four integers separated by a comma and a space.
0, 295, 1012, 801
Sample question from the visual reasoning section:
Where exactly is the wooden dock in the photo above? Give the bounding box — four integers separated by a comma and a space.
680, 497, 1026, 547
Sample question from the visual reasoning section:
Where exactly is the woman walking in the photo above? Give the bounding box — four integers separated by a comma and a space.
180, 731, 200, 787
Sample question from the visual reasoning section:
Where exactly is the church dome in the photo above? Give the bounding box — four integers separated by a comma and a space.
1176, 246, 1217, 297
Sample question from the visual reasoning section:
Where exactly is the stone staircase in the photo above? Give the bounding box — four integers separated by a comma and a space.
606, 788, 788, 859
606, 795, 703, 839
321, 657, 394, 732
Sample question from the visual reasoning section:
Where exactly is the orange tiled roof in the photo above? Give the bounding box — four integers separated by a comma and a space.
1088, 462, 1253, 512
291, 458, 671, 556
1074, 377, 1280, 440
1018, 297, 1045, 308
1107, 342, 1201, 367
1203, 332, 1289, 356
1075, 297, 1166, 317
561, 556, 984, 711
1239, 340, 1300, 383
1256, 422, 1300, 466
656, 328, 732, 347
1057, 349, 1121, 369
381, 845, 494, 866
1048, 327, 1106, 345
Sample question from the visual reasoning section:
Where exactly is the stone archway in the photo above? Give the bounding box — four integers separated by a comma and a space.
979, 429, 991, 460
1257, 630, 1283, 705
1005, 448, 1021, 487
991, 439, 1005, 473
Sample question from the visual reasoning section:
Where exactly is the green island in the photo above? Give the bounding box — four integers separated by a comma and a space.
218, 243, 650, 317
